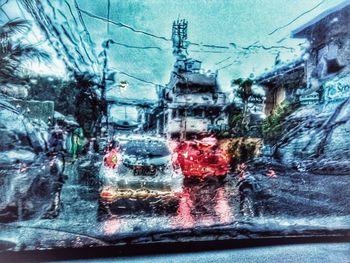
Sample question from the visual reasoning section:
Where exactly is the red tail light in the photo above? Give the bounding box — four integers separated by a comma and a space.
103, 148, 119, 169
101, 190, 113, 198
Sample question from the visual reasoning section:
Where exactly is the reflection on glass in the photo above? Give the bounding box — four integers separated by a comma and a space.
0, 0, 348, 254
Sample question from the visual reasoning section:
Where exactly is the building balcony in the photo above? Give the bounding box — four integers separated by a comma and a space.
166, 117, 210, 134
168, 92, 227, 107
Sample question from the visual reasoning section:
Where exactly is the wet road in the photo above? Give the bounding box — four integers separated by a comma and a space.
1, 158, 350, 251
49, 162, 240, 237
0, 161, 240, 244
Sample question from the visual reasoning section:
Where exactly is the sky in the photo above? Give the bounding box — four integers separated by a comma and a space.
80, 0, 345, 90
1, 0, 347, 120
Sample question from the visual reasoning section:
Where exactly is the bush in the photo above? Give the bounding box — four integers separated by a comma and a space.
262, 101, 294, 145
229, 113, 244, 135
225, 138, 262, 169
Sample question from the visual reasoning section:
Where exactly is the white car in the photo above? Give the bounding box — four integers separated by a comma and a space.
98, 137, 182, 215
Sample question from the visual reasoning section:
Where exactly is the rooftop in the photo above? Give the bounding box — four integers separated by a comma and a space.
255, 59, 305, 84
291, 0, 350, 38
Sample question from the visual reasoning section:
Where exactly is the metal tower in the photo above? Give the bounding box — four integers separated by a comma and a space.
172, 19, 189, 60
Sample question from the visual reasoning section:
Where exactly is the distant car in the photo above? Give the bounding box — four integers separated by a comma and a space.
173, 137, 229, 178
98, 137, 182, 217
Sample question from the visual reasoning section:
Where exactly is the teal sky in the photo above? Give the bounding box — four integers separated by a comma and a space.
84, 0, 346, 120
2, 0, 347, 120
80, 0, 345, 93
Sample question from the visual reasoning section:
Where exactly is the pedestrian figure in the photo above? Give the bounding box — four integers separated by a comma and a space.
71, 127, 85, 160
48, 125, 65, 153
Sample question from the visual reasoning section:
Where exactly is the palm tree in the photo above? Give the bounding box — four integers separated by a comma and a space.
0, 18, 50, 84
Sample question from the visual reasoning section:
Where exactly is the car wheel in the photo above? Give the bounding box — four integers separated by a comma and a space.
97, 201, 110, 221
240, 187, 256, 217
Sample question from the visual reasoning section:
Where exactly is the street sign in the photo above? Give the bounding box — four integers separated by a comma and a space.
299, 92, 320, 105
323, 76, 350, 102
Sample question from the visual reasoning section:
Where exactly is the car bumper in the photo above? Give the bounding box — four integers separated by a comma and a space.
99, 186, 180, 214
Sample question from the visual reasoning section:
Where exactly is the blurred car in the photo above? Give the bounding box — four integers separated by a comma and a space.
0, 100, 65, 222
173, 137, 229, 178
98, 137, 182, 216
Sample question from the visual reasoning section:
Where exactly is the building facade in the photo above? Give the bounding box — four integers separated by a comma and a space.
256, 1, 350, 114
291, 1, 350, 106
149, 20, 228, 139
160, 58, 228, 139
255, 60, 306, 115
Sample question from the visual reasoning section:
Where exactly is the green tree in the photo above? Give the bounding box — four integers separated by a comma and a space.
0, 19, 50, 84
74, 72, 103, 137
230, 78, 262, 134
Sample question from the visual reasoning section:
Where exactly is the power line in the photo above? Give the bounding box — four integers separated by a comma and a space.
119, 71, 165, 87
188, 42, 228, 49
21, 0, 75, 72
190, 49, 230, 54
110, 67, 165, 87
217, 62, 234, 71
71, 0, 100, 69
45, 0, 95, 68
0, 0, 9, 8
64, 0, 78, 27
0, 0, 10, 20
73, 0, 97, 53
63, 1, 96, 65
107, 39, 162, 50
77, 6, 298, 56
268, 0, 326, 35
77, 7, 171, 42
215, 56, 232, 65
77, 7, 230, 50
239, 43, 295, 52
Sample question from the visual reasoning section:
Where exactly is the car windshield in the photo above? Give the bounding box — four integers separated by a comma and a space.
0, 0, 349, 257
124, 140, 170, 157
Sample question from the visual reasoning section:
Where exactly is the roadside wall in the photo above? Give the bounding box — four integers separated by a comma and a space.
6, 98, 54, 123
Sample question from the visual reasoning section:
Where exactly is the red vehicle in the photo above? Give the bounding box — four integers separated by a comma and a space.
173, 137, 229, 178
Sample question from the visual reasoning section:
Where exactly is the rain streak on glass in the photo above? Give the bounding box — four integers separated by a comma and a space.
0, 0, 349, 253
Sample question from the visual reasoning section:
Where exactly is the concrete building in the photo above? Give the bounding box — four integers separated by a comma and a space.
150, 19, 228, 139
255, 60, 306, 115
256, 1, 350, 113
160, 58, 228, 139
291, 0, 350, 105
105, 97, 155, 134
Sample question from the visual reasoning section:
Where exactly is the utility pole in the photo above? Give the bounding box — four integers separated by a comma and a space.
100, 40, 113, 133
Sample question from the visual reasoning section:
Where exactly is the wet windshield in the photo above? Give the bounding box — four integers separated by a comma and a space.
0, 0, 349, 255
124, 140, 170, 157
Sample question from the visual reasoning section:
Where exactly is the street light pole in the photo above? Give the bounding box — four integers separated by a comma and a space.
100, 40, 113, 134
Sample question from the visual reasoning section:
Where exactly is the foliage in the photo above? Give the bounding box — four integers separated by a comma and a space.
226, 138, 261, 169
0, 19, 50, 84
57, 81, 80, 116
28, 73, 102, 137
28, 76, 79, 115
231, 78, 254, 104
0, 19, 102, 136
262, 101, 294, 145
229, 112, 245, 136
74, 73, 102, 137
229, 77, 263, 136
